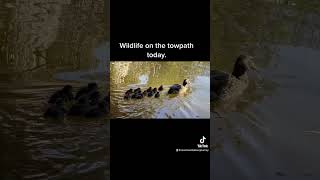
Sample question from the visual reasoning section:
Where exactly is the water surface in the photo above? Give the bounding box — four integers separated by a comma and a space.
212, 0, 320, 179
0, 1, 109, 179
110, 61, 210, 119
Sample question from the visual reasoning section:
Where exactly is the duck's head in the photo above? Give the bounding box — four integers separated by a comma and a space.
232, 55, 256, 79
182, 79, 191, 86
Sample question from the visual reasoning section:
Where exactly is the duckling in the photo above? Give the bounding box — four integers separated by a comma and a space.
126, 89, 133, 94
152, 88, 157, 93
132, 92, 144, 99
146, 87, 152, 92
136, 93, 144, 99
147, 91, 154, 97
88, 91, 101, 105
168, 79, 191, 94
124, 89, 133, 99
75, 82, 98, 100
61, 85, 74, 101
68, 96, 93, 116
124, 93, 131, 99
44, 98, 66, 119
158, 85, 163, 91
134, 88, 141, 93
212, 55, 257, 102
48, 85, 74, 104
143, 90, 148, 96
155, 92, 160, 98
85, 97, 109, 118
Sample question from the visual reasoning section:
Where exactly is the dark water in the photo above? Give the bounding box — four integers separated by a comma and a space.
212, 0, 320, 179
0, 1, 109, 179
110, 62, 210, 119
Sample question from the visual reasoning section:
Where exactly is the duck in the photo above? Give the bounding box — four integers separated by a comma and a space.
44, 98, 67, 119
48, 85, 74, 104
68, 96, 94, 116
155, 92, 160, 98
158, 85, 163, 91
88, 91, 101, 105
124, 89, 134, 99
212, 55, 257, 102
134, 88, 141, 93
132, 92, 144, 99
146, 87, 152, 92
143, 90, 148, 96
85, 96, 109, 118
147, 91, 154, 97
124, 93, 131, 99
75, 82, 98, 100
152, 88, 157, 93
168, 79, 191, 94
126, 89, 133, 94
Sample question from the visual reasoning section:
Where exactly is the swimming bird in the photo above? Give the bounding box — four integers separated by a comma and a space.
68, 96, 94, 116
124, 93, 131, 99
143, 90, 147, 96
147, 91, 154, 97
85, 96, 109, 118
155, 92, 160, 98
152, 88, 157, 93
48, 85, 74, 104
168, 79, 191, 94
44, 98, 67, 119
88, 91, 101, 105
134, 88, 141, 93
132, 92, 144, 99
212, 55, 257, 102
158, 85, 163, 91
126, 89, 133, 94
75, 82, 98, 100
146, 87, 152, 92
124, 89, 134, 99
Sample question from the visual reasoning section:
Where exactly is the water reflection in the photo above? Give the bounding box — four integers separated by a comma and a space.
212, 0, 320, 179
0, 0, 109, 179
111, 61, 210, 119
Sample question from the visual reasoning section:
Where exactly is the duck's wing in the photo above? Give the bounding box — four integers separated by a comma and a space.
211, 70, 230, 96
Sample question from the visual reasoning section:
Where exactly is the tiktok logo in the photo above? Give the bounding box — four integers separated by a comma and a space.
200, 136, 206, 144
197, 136, 208, 149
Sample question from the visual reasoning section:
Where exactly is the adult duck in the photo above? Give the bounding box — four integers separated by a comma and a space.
168, 79, 191, 95
212, 55, 257, 103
